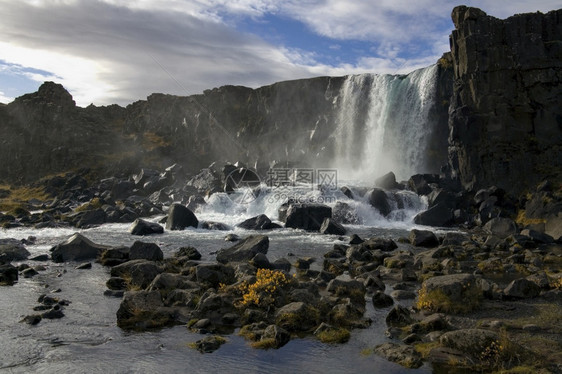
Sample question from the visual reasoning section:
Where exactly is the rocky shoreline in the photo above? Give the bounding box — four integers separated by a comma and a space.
1, 162, 561, 373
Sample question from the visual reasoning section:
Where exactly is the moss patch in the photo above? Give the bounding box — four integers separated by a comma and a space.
316, 327, 350, 344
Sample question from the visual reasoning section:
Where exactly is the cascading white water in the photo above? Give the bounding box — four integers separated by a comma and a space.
333, 64, 439, 182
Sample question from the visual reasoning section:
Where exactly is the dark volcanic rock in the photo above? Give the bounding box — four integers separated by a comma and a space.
483, 217, 518, 239
166, 203, 198, 231
0, 239, 30, 262
375, 172, 398, 190
319, 218, 346, 235
0, 264, 18, 285
413, 202, 453, 227
448, 6, 562, 195
50, 233, 108, 263
129, 241, 163, 261
216, 235, 269, 264
284, 204, 332, 231
237, 214, 277, 230
368, 188, 392, 216
129, 219, 164, 236
409, 229, 439, 248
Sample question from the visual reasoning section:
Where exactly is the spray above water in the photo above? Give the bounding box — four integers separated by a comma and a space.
332, 65, 439, 183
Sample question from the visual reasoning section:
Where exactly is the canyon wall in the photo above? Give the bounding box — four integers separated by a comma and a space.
448, 6, 562, 195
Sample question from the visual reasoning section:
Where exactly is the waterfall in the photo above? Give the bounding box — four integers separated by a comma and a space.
333, 64, 439, 182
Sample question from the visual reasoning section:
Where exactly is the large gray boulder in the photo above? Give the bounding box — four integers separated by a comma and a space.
129, 241, 163, 261
413, 202, 453, 227
420, 273, 481, 313
368, 188, 392, 216
409, 229, 439, 247
111, 259, 162, 289
216, 235, 269, 264
375, 171, 398, 190
483, 217, 518, 239
50, 233, 108, 263
284, 204, 332, 231
0, 239, 30, 262
165, 203, 198, 230
129, 219, 164, 236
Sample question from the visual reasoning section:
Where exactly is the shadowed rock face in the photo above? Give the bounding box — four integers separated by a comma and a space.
448, 6, 562, 195
0, 64, 453, 184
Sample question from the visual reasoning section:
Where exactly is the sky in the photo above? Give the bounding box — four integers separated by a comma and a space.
0, 0, 560, 107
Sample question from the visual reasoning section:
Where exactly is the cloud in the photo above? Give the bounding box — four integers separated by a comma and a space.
0, 0, 559, 106
0, 91, 15, 104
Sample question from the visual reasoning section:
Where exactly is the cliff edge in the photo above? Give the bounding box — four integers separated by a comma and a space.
448, 6, 562, 195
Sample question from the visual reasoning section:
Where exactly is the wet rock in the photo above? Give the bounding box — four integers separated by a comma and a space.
237, 214, 277, 230
106, 277, 127, 290
375, 171, 398, 190
349, 234, 364, 245
408, 174, 438, 196
111, 260, 162, 289
147, 273, 199, 293
42, 306, 65, 319
0, 264, 18, 285
191, 335, 226, 353
326, 278, 366, 302
20, 314, 42, 325
50, 233, 108, 263
320, 218, 346, 235
272, 258, 291, 272
372, 291, 394, 308
29, 254, 49, 261
195, 264, 235, 287
385, 305, 414, 327
224, 234, 240, 242
360, 237, 397, 252
129, 219, 164, 236
165, 203, 198, 230
503, 278, 541, 299
129, 241, 163, 261
201, 221, 230, 231
116, 290, 174, 330
260, 324, 291, 348
275, 302, 319, 332
374, 342, 423, 369
413, 202, 453, 227
409, 229, 439, 247
250, 253, 272, 269
484, 217, 518, 239
99, 246, 130, 266
0, 239, 30, 262
216, 235, 269, 264
22, 267, 39, 278
332, 201, 361, 224
175, 246, 202, 260
284, 204, 332, 231
368, 188, 392, 216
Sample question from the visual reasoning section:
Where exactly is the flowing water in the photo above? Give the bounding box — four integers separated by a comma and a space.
0, 65, 442, 373
333, 65, 439, 182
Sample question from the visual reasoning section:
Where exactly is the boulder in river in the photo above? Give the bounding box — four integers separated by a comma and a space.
284, 204, 332, 231
129, 219, 164, 236
216, 235, 269, 264
50, 233, 108, 263
0, 239, 30, 262
165, 203, 198, 230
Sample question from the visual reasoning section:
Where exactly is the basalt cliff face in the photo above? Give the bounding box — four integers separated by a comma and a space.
448, 6, 562, 195
0, 66, 452, 184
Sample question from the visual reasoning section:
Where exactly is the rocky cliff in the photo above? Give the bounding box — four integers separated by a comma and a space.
448, 6, 562, 195
0, 65, 452, 184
